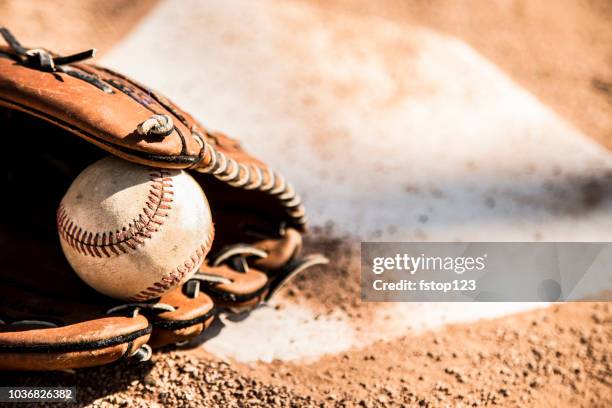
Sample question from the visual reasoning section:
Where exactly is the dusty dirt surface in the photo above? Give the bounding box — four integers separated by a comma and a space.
308, 0, 612, 151
1, 0, 610, 150
242, 301, 612, 408
0, 0, 158, 55
1, 1, 611, 407
288, 233, 367, 318
1, 241, 610, 407
2, 299, 610, 407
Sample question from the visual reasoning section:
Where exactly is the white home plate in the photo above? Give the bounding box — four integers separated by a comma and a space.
203, 305, 353, 363
103, 0, 612, 362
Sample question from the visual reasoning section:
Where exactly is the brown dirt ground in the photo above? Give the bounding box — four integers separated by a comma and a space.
0, 0, 158, 55
1, 240, 610, 407
239, 301, 611, 408
305, 0, 612, 151
1, 0, 610, 149
2, 298, 609, 407
0, 1, 611, 407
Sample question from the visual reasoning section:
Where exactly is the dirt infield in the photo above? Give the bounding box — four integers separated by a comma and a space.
311, 0, 612, 151
0, 0, 157, 55
2, 298, 609, 407
1, 241, 610, 407
1, 0, 610, 150
1, 1, 611, 407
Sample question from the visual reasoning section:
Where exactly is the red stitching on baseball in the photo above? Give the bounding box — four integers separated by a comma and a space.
128, 225, 215, 301
57, 169, 174, 257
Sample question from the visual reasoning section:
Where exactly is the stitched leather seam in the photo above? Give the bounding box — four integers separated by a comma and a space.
194, 134, 307, 226
57, 169, 174, 257
128, 225, 215, 301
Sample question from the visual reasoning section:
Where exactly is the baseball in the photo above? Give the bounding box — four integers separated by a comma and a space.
57, 156, 214, 301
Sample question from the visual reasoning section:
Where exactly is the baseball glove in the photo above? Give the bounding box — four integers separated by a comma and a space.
0, 28, 326, 370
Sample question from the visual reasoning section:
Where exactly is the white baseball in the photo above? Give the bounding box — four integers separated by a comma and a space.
57, 156, 214, 301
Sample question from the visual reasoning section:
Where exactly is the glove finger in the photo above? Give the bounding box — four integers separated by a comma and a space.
252, 228, 303, 271
196, 264, 268, 314
145, 284, 216, 349
199, 229, 326, 313
0, 316, 151, 371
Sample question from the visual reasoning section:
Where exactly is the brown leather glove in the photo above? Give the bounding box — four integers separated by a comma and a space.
0, 28, 326, 370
